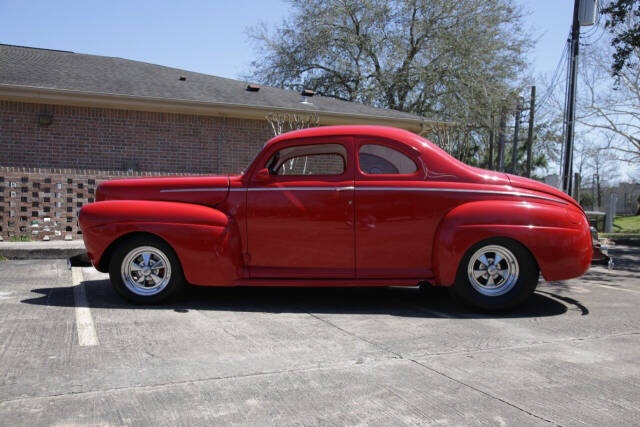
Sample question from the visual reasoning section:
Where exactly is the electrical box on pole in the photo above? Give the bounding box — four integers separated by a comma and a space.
578, 0, 598, 26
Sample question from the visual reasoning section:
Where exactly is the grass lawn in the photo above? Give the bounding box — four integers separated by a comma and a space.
9, 236, 32, 242
613, 215, 640, 234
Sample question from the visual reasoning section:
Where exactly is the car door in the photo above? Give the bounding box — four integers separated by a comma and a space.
246, 137, 355, 278
354, 136, 436, 279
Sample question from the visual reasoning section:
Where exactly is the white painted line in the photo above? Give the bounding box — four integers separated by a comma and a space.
595, 284, 640, 294
72, 268, 99, 346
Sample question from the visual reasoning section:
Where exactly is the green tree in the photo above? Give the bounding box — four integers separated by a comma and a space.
579, 191, 595, 209
602, 0, 640, 77
247, 0, 532, 153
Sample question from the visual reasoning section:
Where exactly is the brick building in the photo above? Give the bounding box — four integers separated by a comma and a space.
0, 43, 445, 240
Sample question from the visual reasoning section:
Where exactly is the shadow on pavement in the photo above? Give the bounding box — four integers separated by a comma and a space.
544, 245, 638, 296
22, 278, 572, 319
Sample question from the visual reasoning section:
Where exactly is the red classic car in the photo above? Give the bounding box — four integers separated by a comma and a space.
78, 125, 593, 310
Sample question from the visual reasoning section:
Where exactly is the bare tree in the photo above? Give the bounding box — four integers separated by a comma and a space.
573, 134, 621, 207
576, 36, 640, 161
265, 112, 320, 137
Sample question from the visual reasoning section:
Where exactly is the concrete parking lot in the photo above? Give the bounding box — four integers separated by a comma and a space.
0, 246, 639, 426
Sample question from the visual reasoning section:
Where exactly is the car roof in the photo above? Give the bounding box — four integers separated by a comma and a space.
265, 125, 430, 153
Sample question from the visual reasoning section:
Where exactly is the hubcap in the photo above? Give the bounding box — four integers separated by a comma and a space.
467, 245, 519, 297
121, 246, 171, 296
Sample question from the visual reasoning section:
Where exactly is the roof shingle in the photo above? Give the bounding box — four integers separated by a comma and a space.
0, 43, 424, 122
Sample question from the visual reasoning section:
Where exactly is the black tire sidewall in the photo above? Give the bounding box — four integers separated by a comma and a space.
108, 235, 185, 304
452, 237, 539, 311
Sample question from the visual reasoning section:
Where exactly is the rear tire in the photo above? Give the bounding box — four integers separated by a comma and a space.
452, 238, 538, 311
108, 235, 185, 304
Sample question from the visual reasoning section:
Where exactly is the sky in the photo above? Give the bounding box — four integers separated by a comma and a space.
0, 0, 574, 81
0, 0, 634, 181
0, 0, 291, 80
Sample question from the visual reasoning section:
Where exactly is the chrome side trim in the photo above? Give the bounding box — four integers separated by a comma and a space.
175, 186, 568, 205
354, 187, 568, 204
246, 186, 355, 192
160, 187, 227, 193
238, 185, 567, 204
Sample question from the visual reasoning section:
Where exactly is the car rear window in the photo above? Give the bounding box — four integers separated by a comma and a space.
359, 144, 417, 175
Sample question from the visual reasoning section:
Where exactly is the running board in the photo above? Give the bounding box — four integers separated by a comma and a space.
232, 278, 422, 287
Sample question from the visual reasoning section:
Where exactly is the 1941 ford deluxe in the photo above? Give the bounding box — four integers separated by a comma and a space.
78, 125, 593, 310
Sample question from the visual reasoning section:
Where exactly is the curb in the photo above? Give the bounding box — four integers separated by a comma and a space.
0, 241, 86, 260
610, 237, 640, 247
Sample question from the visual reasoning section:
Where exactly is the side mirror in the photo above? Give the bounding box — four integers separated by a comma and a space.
252, 168, 271, 183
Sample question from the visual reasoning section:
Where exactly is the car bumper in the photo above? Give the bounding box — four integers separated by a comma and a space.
590, 227, 613, 270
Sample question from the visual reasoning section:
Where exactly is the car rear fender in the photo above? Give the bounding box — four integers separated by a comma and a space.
79, 200, 244, 286
432, 200, 591, 286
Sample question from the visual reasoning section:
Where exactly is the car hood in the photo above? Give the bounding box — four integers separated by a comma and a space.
96, 175, 231, 206
505, 174, 581, 209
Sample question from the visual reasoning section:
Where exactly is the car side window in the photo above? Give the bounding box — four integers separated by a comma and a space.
359, 144, 417, 175
266, 143, 346, 176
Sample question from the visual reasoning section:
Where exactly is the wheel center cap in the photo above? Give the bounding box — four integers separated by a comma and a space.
142, 267, 151, 276
487, 265, 498, 275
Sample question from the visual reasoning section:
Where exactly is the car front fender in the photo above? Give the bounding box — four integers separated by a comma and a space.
432, 200, 592, 287
79, 200, 243, 286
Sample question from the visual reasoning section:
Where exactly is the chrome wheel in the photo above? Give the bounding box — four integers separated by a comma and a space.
467, 245, 519, 297
121, 246, 172, 296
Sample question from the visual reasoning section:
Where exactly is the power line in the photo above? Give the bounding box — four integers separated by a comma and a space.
580, 1, 607, 47
536, 39, 570, 113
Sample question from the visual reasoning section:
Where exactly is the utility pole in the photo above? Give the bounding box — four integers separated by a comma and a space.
511, 99, 522, 174
488, 112, 495, 170
497, 107, 507, 171
562, 0, 592, 194
525, 86, 536, 178
574, 172, 581, 201
561, 0, 581, 194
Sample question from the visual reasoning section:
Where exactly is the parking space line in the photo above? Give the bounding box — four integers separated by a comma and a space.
72, 268, 99, 346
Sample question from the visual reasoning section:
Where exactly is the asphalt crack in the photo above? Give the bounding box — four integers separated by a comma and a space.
408, 358, 561, 426
411, 330, 640, 360
306, 312, 403, 358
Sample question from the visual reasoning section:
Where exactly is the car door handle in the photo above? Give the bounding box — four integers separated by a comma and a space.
335, 186, 354, 192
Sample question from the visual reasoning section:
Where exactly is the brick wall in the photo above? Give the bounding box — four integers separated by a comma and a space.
0, 101, 273, 174
0, 167, 209, 241
0, 100, 275, 240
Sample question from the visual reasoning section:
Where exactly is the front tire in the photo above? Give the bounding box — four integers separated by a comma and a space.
108, 236, 185, 304
452, 238, 538, 311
